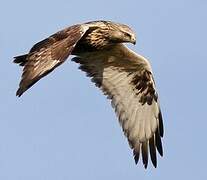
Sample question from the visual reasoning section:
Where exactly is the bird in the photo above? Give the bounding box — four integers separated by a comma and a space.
13, 20, 164, 168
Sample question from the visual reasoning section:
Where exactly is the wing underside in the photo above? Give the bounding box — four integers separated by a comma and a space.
72, 44, 164, 168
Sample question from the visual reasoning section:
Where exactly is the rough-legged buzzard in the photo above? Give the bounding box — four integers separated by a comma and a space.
14, 20, 164, 168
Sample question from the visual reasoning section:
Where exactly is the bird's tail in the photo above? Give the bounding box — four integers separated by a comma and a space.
13, 54, 28, 66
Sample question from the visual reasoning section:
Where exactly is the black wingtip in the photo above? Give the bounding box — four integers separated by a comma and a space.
13, 54, 28, 66
141, 142, 148, 169
149, 137, 157, 168
155, 130, 163, 157
158, 111, 164, 137
134, 153, 140, 165
16, 88, 23, 97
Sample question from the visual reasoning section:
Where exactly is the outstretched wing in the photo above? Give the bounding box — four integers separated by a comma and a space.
72, 44, 164, 168
14, 24, 89, 96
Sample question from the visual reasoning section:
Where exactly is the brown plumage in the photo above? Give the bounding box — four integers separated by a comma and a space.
14, 20, 164, 168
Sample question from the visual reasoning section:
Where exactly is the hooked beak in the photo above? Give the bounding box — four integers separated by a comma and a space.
131, 35, 136, 45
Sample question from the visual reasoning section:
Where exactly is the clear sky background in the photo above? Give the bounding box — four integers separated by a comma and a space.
0, 0, 206, 179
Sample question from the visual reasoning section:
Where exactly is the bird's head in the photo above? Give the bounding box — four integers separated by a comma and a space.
85, 20, 136, 48
107, 22, 136, 45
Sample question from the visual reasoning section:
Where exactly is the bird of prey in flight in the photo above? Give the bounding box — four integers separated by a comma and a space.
14, 20, 164, 168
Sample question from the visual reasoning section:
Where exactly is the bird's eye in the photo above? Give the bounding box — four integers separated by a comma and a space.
125, 32, 131, 38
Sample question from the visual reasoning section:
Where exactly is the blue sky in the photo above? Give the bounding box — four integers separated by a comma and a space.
1, 0, 207, 179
